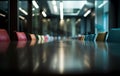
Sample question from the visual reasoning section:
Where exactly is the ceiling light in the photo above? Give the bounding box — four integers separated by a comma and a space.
19, 15, 25, 20
66, 19, 70, 22
98, 1, 108, 8
53, 5, 58, 13
84, 10, 91, 17
60, 2, 63, 20
42, 11, 47, 17
32, 14, 35, 16
52, 0, 56, 5
32, 8, 35, 11
0, 13, 5, 17
78, 19, 81, 22
19, 7, 28, 15
32, 0, 39, 9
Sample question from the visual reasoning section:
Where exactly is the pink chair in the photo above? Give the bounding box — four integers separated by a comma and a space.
0, 29, 10, 53
0, 29, 10, 42
15, 32, 27, 41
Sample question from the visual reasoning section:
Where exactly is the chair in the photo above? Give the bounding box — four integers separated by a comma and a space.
89, 34, 96, 41
11, 31, 27, 41
29, 34, 36, 46
0, 29, 10, 53
0, 29, 10, 42
96, 32, 107, 42
107, 28, 120, 43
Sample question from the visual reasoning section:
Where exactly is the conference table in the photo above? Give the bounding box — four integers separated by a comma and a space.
0, 39, 120, 75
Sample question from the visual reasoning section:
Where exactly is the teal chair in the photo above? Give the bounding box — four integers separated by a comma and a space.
107, 28, 120, 43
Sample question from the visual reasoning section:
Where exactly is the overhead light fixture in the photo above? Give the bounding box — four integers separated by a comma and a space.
32, 0, 39, 9
52, 0, 56, 5
32, 14, 35, 16
19, 7, 28, 15
60, 2, 63, 20
53, 5, 58, 13
98, 1, 108, 8
0, 13, 6, 17
52, 0, 58, 13
42, 11, 47, 17
19, 15, 25, 20
77, 19, 81, 22
32, 8, 35, 11
84, 10, 91, 17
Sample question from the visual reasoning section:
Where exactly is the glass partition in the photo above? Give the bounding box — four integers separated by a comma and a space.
0, 1, 8, 31
32, 0, 40, 34
18, 1, 28, 32
95, 0, 109, 33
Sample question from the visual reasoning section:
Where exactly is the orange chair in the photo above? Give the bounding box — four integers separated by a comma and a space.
96, 32, 107, 42
29, 34, 36, 46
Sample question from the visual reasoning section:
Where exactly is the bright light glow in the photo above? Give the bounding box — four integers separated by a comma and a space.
42, 11, 47, 17
60, 19, 64, 26
66, 18, 70, 22
78, 19, 81, 22
84, 10, 91, 17
19, 15, 25, 20
32, 8, 35, 11
98, 1, 108, 8
60, 2, 63, 20
32, 14, 35, 16
53, 5, 58, 13
0, 13, 5, 17
52, 0, 56, 5
32, 0, 39, 9
19, 7, 28, 15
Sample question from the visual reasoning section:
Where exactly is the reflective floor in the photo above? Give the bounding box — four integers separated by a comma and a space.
0, 40, 120, 75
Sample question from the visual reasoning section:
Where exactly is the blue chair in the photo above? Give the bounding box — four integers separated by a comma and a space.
89, 34, 96, 41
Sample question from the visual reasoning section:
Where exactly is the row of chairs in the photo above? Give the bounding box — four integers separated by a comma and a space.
0, 29, 57, 42
78, 32, 107, 42
78, 28, 120, 43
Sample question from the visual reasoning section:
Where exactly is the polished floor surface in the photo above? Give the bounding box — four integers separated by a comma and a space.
0, 39, 120, 75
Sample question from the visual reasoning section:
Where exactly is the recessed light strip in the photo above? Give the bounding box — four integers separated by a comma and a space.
98, 1, 108, 8
52, 0, 58, 13
60, 2, 63, 20
0, 13, 6, 17
19, 7, 28, 15
84, 10, 91, 17
42, 11, 47, 17
32, 0, 39, 9
19, 15, 25, 20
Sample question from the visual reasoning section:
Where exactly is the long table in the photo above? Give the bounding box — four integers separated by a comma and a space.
0, 40, 120, 75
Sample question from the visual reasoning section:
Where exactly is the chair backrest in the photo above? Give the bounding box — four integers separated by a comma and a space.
0, 29, 10, 41
107, 28, 120, 43
29, 34, 36, 46
30, 34, 36, 40
16, 32, 27, 41
96, 32, 107, 41
89, 34, 96, 41
84, 35, 89, 41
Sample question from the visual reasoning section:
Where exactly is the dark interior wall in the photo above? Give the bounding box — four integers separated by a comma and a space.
118, 0, 120, 28
109, 0, 118, 28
